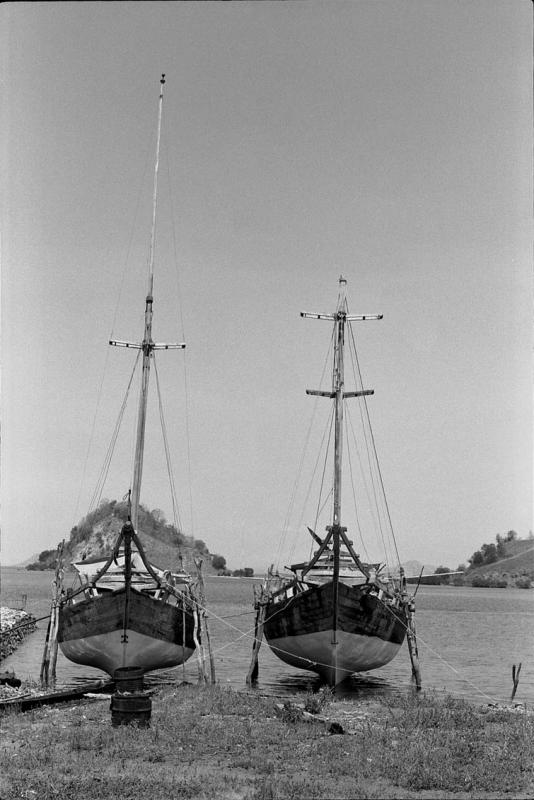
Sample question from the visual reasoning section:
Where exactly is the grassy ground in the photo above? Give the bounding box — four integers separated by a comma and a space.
1, 683, 533, 800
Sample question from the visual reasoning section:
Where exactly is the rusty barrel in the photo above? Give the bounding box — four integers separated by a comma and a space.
111, 667, 150, 727
110, 691, 151, 727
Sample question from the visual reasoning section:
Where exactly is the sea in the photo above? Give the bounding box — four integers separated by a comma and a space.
1, 566, 533, 706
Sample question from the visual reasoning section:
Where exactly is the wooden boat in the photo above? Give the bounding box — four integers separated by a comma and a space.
58, 76, 197, 677
249, 277, 420, 687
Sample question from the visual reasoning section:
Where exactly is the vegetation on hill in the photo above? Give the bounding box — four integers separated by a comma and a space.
414, 530, 534, 589
25, 499, 226, 575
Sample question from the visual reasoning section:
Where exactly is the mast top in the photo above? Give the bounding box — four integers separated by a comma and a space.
301, 277, 383, 322
160, 73, 166, 84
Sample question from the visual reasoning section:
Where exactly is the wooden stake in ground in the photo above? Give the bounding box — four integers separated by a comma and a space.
193, 557, 215, 684
246, 566, 274, 686
405, 597, 422, 691
40, 541, 65, 689
192, 605, 207, 684
511, 662, 522, 702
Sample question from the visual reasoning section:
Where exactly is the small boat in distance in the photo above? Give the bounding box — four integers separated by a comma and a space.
249, 277, 420, 688
58, 76, 197, 677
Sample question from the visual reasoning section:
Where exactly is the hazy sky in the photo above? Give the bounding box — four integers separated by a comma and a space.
2, 1, 532, 573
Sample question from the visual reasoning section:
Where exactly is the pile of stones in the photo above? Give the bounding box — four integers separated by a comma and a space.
0, 607, 37, 660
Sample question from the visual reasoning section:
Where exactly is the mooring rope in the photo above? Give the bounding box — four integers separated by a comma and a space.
0, 615, 47, 633
22, 582, 504, 704
371, 593, 499, 703
186, 586, 506, 703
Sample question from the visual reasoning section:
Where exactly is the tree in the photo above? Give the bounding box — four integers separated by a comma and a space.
469, 550, 484, 567
211, 554, 226, 571
481, 543, 498, 564
505, 530, 518, 542
232, 567, 254, 577
495, 534, 506, 558
151, 508, 166, 524
38, 549, 56, 563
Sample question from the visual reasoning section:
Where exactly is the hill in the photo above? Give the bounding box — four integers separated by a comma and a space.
25, 500, 224, 576
465, 541, 534, 588
403, 533, 534, 588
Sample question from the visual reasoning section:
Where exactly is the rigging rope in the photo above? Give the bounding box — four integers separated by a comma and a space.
109, 139, 156, 342
163, 140, 195, 538
73, 346, 113, 526
347, 322, 401, 568
371, 594, 497, 702
75, 125, 159, 525
180, 588, 502, 703
71, 132, 154, 528
310, 407, 335, 557
88, 350, 141, 513
344, 409, 372, 562
153, 355, 183, 534
287, 404, 335, 567
18, 590, 502, 704
345, 405, 391, 564
277, 327, 336, 570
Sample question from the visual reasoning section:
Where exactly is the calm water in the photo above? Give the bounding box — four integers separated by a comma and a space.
2, 567, 533, 705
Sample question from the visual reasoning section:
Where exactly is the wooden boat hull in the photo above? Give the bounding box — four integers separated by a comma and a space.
58, 589, 195, 676
263, 581, 406, 685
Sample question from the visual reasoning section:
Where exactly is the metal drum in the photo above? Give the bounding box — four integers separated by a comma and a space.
110, 692, 151, 727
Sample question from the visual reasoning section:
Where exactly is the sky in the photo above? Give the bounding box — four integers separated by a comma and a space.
2, 1, 532, 574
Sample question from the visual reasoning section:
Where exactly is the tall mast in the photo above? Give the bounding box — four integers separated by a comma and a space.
332, 278, 347, 528
330, 278, 347, 655
303, 276, 381, 528
130, 74, 165, 529
110, 74, 185, 531
301, 277, 381, 574
147, 74, 165, 305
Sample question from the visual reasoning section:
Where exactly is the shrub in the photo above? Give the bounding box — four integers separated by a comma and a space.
211, 554, 227, 571
471, 575, 507, 588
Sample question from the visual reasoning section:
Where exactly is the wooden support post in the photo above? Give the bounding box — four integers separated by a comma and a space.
203, 614, 216, 685
246, 566, 273, 686
40, 541, 64, 689
193, 557, 215, 684
511, 662, 522, 702
40, 617, 53, 689
192, 605, 207, 684
246, 596, 265, 686
181, 600, 187, 682
405, 599, 422, 691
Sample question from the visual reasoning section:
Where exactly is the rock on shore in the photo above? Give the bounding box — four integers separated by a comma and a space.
0, 607, 37, 660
